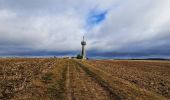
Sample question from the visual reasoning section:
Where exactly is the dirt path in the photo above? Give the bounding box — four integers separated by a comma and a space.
76, 63, 111, 99
68, 60, 114, 100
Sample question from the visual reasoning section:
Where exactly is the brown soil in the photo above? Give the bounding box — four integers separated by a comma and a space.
0, 58, 169, 100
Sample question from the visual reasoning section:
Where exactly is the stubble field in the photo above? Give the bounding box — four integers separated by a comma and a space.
0, 58, 169, 100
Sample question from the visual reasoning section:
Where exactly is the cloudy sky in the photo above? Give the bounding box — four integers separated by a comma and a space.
0, 0, 170, 58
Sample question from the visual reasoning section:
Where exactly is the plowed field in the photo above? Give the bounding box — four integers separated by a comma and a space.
0, 58, 169, 100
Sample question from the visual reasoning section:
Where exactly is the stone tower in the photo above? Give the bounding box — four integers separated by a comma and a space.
81, 36, 86, 59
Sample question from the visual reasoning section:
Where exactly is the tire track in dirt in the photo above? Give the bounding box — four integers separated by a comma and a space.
70, 61, 93, 99
74, 62, 111, 100
69, 61, 82, 100
68, 60, 115, 100
75, 63, 94, 99
66, 61, 71, 100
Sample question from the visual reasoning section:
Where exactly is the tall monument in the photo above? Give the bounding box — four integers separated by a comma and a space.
81, 36, 86, 59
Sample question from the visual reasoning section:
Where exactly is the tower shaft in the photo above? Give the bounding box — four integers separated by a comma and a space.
82, 45, 86, 59
81, 36, 86, 59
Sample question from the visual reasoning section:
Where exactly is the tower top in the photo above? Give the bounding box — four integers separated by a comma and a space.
81, 36, 86, 45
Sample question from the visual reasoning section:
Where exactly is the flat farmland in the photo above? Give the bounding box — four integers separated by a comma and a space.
0, 58, 169, 100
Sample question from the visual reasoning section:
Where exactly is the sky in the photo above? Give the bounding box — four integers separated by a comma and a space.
0, 0, 170, 58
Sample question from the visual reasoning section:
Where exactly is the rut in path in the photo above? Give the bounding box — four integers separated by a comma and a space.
66, 61, 71, 100
68, 60, 115, 100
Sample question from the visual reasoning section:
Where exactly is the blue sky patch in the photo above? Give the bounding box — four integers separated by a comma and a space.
86, 10, 107, 27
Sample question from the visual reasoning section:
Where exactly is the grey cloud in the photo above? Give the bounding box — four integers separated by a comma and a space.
0, 0, 170, 58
